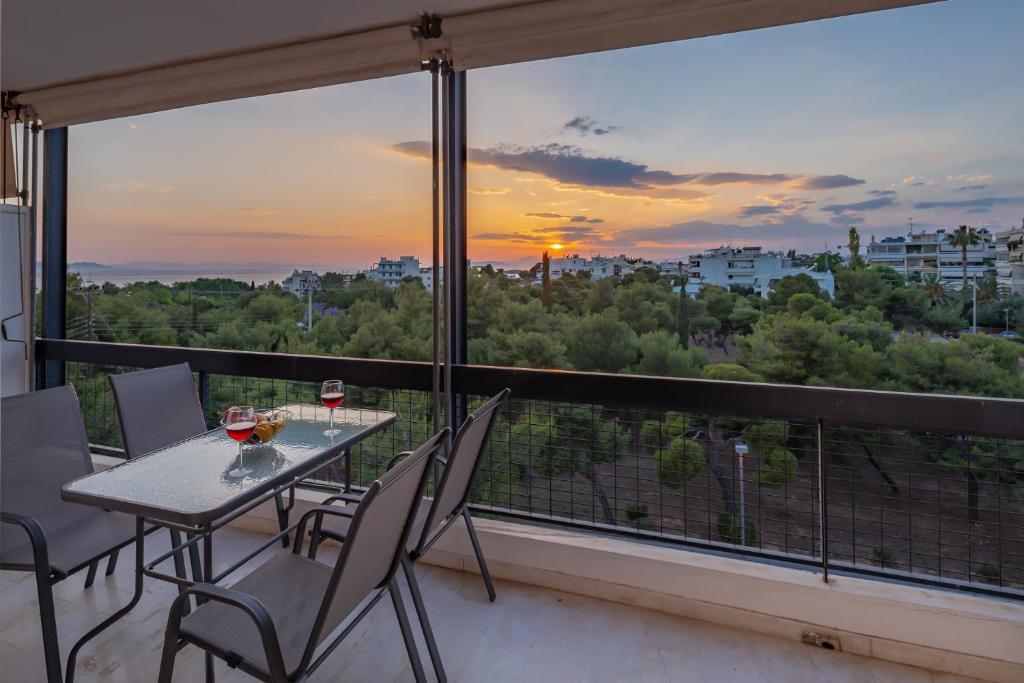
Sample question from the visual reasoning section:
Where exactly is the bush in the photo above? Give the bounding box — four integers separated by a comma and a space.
657, 438, 706, 488
717, 512, 758, 546
755, 446, 798, 487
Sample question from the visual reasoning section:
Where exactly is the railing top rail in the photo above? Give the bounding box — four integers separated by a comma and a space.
37, 338, 1024, 439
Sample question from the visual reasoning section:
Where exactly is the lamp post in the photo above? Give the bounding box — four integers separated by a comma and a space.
734, 441, 748, 545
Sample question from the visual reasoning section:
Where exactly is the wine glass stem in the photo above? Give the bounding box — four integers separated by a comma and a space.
330, 408, 334, 432
238, 442, 244, 470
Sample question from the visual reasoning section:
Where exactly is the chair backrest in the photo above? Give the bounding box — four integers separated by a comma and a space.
414, 389, 510, 555
0, 385, 94, 533
109, 363, 207, 458
307, 428, 448, 660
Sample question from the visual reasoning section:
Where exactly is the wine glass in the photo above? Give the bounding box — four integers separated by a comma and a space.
222, 406, 256, 478
320, 380, 345, 436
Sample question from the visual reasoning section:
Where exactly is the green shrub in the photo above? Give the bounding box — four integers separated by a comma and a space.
717, 512, 757, 546
657, 438, 706, 488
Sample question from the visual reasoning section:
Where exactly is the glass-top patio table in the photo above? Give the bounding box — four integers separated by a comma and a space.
59, 404, 395, 682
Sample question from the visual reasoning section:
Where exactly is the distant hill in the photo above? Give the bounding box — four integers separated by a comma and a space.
69, 261, 110, 269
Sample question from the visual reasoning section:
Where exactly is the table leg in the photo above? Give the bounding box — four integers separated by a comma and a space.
64, 517, 146, 683
344, 448, 352, 492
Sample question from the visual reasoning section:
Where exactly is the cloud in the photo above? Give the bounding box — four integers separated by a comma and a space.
562, 115, 621, 136
868, 189, 897, 197
945, 173, 992, 184
159, 186, 174, 193
737, 205, 781, 218
152, 230, 346, 240
913, 196, 1024, 210
794, 174, 865, 190
525, 211, 604, 223
393, 141, 802, 201
899, 175, 935, 187
469, 186, 511, 195
954, 184, 987, 192
820, 196, 896, 214
830, 215, 865, 225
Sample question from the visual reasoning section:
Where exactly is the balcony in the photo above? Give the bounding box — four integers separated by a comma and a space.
3, 525, 992, 683
20, 339, 1024, 682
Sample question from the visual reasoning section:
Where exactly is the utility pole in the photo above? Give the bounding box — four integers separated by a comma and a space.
306, 282, 313, 332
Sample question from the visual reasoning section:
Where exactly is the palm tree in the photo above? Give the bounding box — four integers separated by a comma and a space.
946, 225, 982, 294
920, 273, 947, 307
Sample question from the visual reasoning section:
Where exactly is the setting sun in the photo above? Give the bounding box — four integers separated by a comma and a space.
550, 243, 564, 250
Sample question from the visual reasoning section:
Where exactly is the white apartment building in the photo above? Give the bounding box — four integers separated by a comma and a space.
281, 269, 321, 297
540, 254, 637, 282
864, 229, 996, 288
686, 246, 835, 299
995, 223, 1024, 297
418, 265, 443, 293
366, 256, 420, 288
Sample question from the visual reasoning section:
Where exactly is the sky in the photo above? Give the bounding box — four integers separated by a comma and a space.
67, 0, 1024, 269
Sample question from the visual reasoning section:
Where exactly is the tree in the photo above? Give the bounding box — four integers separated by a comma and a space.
946, 225, 982, 294
541, 250, 552, 311
920, 273, 948, 307
766, 274, 824, 312
847, 227, 864, 269
566, 312, 638, 372
510, 404, 631, 525
630, 330, 706, 378
676, 277, 690, 349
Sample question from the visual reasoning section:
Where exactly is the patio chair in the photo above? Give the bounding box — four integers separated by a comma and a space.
1, 385, 148, 683
110, 363, 296, 549
157, 427, 449, 683
307, 388, 510, 683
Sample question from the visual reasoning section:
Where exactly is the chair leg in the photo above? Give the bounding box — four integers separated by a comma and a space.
35, 572, 63, 683
462, 508, 496, 601
157, 605, 184, 683
274, 493, 290, 548
390, 578, 428, 683
402, 556, 447, 683
168, 529, 193, 615
83, 561, 99, 589
105, 549, 120, 576
186, 534, 203, 588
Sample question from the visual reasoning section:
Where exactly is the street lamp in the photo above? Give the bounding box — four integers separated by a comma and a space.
734, 441, 749, 545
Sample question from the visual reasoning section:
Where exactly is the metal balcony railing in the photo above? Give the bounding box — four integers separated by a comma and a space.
35, 338, 1024, 600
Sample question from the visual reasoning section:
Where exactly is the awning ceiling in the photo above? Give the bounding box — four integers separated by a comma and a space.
3, 0, 937, 127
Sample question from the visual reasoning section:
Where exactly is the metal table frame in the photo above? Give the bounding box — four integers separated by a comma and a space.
59, 407, 395, 683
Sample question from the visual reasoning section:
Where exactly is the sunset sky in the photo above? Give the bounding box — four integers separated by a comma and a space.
67, 0, 1023, 270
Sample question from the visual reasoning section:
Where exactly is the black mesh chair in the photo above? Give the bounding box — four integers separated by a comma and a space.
308, 388, 510, 683
110, 363, 296, 550
1, 385, 148, 683
109, 363, 210, 589
157, 428, 449, 683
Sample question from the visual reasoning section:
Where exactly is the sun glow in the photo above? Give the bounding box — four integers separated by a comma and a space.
550, 243, 565, 250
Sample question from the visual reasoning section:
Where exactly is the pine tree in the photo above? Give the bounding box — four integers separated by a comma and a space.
541, 250, 552, 311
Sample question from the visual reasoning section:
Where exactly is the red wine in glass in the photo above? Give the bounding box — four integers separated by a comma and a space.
321, 380, 345, 436
222, 406, 255, 478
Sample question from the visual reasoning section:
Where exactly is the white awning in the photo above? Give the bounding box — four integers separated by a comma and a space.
2, 0, 936, 127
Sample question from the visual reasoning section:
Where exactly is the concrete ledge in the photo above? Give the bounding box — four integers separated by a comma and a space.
91, 459, 1023, 683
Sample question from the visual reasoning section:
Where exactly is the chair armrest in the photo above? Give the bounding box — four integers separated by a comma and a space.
321, 492, 364, 506
1, 511, 54, 577
292, 505, 357, 555
386, 451, 415, 471
171, 583, 288, 679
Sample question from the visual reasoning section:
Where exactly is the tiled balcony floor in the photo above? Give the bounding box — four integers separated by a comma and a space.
1, 527, 990, 683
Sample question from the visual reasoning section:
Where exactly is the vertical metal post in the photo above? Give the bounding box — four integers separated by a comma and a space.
430, 60, 441, 435
816, 418, 829, 583
39, 127, 68, 389
441, 61, 453, 438
28, 117, 40, 389
447, 68, 468, 430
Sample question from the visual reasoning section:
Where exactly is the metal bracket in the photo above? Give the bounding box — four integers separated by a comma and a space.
412, 13, 443, 40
